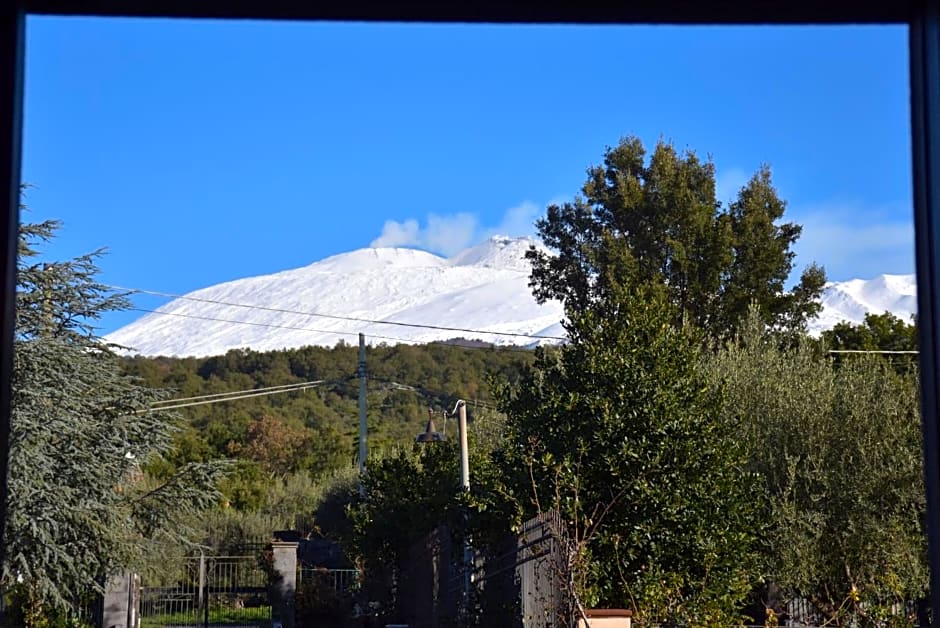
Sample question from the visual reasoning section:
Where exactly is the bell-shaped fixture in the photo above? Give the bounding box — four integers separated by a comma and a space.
416, 409, 446, 443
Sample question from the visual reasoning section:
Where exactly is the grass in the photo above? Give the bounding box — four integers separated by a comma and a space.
140, 605, 271, 627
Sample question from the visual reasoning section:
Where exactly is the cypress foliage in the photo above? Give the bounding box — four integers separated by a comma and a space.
6, 217, 225, 620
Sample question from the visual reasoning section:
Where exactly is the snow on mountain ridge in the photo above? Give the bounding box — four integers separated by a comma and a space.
448, 235, 546, 272
107, 236, 565, 357
312, 246, 447, 271
809, 273, 917, 336
106, 234, 919, 356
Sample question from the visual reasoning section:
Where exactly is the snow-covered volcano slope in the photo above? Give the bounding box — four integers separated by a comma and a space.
809, 273, 917, 335
107, 234, 918, 356
106, 236, 565, 357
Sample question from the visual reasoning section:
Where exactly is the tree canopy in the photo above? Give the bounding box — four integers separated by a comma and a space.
708, 316, 926, 625
496, 283, 760, 623
527, 136, 826, 337
822, 311, 917, 353
7, 216, 225, 622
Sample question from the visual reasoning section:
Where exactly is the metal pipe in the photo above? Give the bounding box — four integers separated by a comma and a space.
453, 399, 472, 616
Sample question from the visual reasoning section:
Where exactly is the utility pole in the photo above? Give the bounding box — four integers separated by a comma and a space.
455, 399, 472, 616
358, 333, 367, 495
457, 400, 469, 491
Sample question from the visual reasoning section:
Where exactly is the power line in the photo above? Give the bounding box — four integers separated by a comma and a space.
828, 349, 919, 354
125, 308, 422, 346
108, 375, 499, 415
112, 285, 567, 341
147, 380, 336, 412
150, 379, 337, 407
423, 339, 548, 355
369, 377, 501, 412
149, 377, 500, 415
124, 307, 547, 355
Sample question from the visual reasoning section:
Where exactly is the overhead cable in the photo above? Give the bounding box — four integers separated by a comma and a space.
827, 349, 919, 354
111, 285, 567, 341
122, 308, 549, 355
150, 379, 335, 407
369, 377, 500, 412
125, 308, 421, 346
147, 380, 334, 412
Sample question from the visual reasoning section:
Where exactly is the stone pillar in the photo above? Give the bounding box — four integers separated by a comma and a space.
269, 541, 299, 628
102, 572, 139, 628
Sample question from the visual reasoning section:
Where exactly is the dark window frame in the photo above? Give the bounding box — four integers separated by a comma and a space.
2, 0, 938, 613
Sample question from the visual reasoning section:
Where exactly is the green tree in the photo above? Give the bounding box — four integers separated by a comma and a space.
707, 316, 926, 626
527, 136, 825, 337
348, 442, 465, 618
120, 339, 534, 473
348, 418, 518, 622
822, 311, 918, 352
8, 217, 225, 621
496, 283, 760, 624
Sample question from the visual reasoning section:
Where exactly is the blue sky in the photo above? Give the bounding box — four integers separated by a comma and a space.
21, 18, 912, 334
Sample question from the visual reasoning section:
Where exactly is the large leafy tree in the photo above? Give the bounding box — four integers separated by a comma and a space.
707, 316, 926, 625
227, 414, 314, 478
496, 283, 760, 624
820, 312, 918, 376
8, 216, 225, 621
527, 136, 826, 337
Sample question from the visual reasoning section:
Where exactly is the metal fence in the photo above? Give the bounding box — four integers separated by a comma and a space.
139, 554, 270, 628
299, 567, 360, 594
370, 510, 934, 628
0, 587, 103, 627
770, 596, 928, 627
639, 595, 929, 628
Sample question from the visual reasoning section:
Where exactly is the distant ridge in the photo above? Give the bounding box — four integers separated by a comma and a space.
810, 273, 917, 335
106, 237, 917, 356
107, 236, 563, 357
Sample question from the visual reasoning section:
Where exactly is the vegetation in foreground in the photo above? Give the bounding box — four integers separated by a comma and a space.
7, 137, 927, 627
4, 212, 226, 627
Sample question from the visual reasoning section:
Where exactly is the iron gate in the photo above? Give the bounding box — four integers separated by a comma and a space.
140, 554, 270, 628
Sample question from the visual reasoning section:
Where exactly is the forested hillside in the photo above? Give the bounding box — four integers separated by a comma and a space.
121, 341, 534, 508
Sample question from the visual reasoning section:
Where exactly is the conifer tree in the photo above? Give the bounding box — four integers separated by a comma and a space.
6, 215, 225, 621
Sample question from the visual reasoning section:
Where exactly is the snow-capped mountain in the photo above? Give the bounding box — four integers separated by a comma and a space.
106, 235, 918, 357
810, 273, 917, 335
106, 236, 565, 357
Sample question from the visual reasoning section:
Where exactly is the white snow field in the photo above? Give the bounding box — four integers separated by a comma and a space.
106, 235, 917, 356
107, 236, 565, 357
809, 273, 917, 336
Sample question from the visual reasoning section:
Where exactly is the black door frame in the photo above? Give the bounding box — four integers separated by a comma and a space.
3, 0, 938, 615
